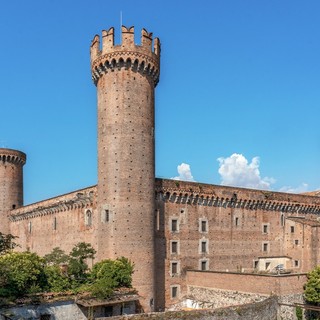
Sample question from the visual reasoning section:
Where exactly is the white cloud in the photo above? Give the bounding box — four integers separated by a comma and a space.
279, 183, 309, 194
172, 163, 195, 182
217, 153, 275, 190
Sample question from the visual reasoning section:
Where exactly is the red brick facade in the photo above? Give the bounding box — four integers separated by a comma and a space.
1, 26, 320, 312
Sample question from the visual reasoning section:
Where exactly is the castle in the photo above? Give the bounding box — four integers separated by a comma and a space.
1, 25, 320, 313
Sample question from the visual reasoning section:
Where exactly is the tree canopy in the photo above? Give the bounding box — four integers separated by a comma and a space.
0, 242, 134, 301
0, 232, 18, 255
305, 266, 320, 304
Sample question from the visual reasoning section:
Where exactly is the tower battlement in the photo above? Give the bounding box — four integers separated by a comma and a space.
90, 26, 160, 86
0, 148, 26, 165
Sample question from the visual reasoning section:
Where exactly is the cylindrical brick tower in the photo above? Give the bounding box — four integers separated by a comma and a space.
90, 26, 160, 312
0, 148, 26, 234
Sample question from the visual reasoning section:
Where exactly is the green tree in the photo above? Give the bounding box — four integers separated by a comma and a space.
0, 232, 18, 254
0, 252, 46, 297
44, 265, 71, 292
89, 257, 134, 298
68, 242, 96, 283
305, 266, 320, 304
43, 247, 69, 266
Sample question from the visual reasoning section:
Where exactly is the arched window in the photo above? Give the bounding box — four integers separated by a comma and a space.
85, 210, 92, 226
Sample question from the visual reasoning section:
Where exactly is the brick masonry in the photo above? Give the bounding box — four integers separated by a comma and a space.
1, 25, 320, 312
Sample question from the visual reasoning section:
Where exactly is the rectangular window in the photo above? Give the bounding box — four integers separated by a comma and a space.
254, 260, 259, 269
156, 209, 160, 231
171, 241, 178, 254
28, 221, 32, 233
53, 217, 57, 230
201, 260, 208, 271
291, 226, 295, 233
265, 262, 271, 270
171, 262, 178, 275
171, 219, 178, 232
263, 243, 268, 252
294, 260, 299, 267
171, 286, 178, 299
295, 239, 299, 245
235, 217, 239, 226
263, 224, 268, 234
105, 209, 109, 222
201, 241, 207, 253
201, 220, 207, 232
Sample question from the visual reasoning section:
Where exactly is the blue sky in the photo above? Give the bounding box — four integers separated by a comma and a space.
0, 0, 319, 204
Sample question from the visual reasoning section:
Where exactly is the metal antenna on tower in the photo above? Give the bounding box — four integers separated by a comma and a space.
120, 11, 123, 42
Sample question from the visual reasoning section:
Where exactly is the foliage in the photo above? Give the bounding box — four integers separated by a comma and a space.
295, 306, 303, 320
89, 277, 117, 299
0, 243, 133, 301
44, 265, 71, 292
305, 266, 320, 304
0, 252, 46, 297
68, 242, 96, 283
0, 232, 18, 254
43, 247, 69, 265
88, 257, 134, 298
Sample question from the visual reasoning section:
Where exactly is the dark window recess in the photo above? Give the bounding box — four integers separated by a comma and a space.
294, 260, 299, 267
105, 209, 109, 222
291, 226, 295, 233
171, 262, 178, 274
263, 243, 268, 252
40, 315, 51, 320
171, 286, 178, 298
201, 261, 207, 271
171, 219, 178, 232
263, 225, 268, 233
201, 220, 207, 232
171, 241, 178, 254
104, 306, 113, 317
235, 217, 239, 226
201, 241, 207, 253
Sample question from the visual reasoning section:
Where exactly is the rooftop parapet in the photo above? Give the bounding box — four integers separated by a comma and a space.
90, 26, 160, 86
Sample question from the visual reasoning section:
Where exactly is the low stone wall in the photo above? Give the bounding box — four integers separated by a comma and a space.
0, 300, 87, 320
185, 286, 266, 309
278, 293, 304, 320
104, 297, 278, 320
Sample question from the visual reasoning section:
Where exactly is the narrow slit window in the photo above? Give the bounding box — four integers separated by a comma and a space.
201, 220, 207, 232
201, 241, 207, 253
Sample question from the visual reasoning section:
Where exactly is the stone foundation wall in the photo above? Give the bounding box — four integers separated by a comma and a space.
185, 286, 266, 309
104, 296, 278, 320
0, 300, 86, 320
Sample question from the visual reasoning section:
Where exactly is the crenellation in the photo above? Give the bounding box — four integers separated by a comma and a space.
90, 34, 100, 63
141, 28, 153, 50
121, 25, 134, 47
102, 27, 114, 51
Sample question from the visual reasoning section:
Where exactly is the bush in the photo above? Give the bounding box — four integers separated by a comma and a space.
0, 252, 46, 297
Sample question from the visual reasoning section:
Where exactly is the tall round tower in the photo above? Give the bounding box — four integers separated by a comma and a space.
90, 26, 160, 312
0, 148, 26, 234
